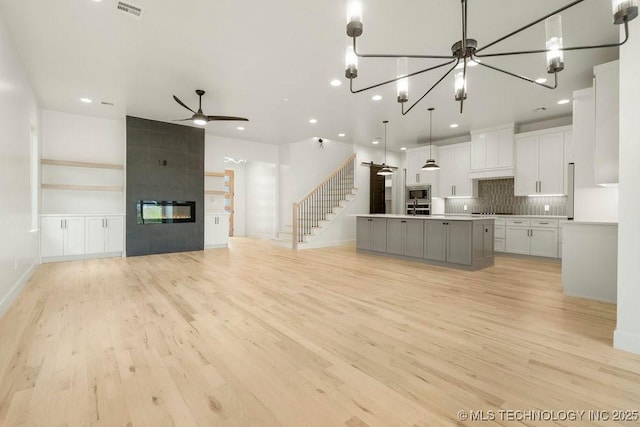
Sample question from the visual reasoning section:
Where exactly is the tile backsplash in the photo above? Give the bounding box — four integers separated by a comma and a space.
444, 178, 567, 216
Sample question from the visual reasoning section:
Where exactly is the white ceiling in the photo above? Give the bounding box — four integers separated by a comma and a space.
0, 0, 620, 149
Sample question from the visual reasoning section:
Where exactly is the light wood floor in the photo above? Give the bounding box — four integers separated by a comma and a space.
1, 238, 639, 426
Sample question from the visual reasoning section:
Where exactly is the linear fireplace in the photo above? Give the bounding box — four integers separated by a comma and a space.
136, 200, 196, 224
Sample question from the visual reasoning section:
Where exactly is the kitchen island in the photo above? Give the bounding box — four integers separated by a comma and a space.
355, 214, 495, 270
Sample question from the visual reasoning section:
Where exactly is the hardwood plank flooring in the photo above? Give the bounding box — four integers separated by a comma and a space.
1, 237, 639, 426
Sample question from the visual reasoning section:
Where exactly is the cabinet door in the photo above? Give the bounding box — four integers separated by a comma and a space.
505, 227, 530, 255
404, 219, 424, 258
85, 217, 106, 254
515, 136, 539, 196
537, 132, 565, 195
497, 128, 514, 168
386, 219, 404, 255
204, 216, 217, 246
447, 221, 472, 265
64, 217, 85, 256
530, 228, 558, 258
419, 147, 439, 190
216, 215, 230, 246
41, 217, 64, 257
438, 148, 455, 197
406, 149, 424, 185
105, 216, 124, 252
454, 144, 472, 196
594, 60, 619, 185
483, 224, 494, 257
369, 218, 387, 252
424, 221, 447, 261
470, 133, 487, 170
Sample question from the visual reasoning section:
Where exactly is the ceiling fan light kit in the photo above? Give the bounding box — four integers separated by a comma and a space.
344, 0, 637, 115
173, 89, 249, 125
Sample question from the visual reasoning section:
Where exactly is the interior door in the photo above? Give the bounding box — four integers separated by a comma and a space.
369, 166, 386, 214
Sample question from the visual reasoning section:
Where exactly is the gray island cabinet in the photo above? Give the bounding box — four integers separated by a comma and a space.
355, 215, 495, 270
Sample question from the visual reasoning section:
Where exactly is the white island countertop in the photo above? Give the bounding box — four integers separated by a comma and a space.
353, 214, 495, 221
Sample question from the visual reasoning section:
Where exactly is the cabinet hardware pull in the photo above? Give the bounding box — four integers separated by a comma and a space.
530, 230, 533, 236
416, 173, 419, 182
539, 181, 542, 193
540, 222, 549, 224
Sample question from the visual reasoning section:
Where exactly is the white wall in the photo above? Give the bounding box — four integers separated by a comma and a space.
615, 17, 640, 354
245, 161, 277, 239
571, 87, 619, 222
40, 110, 125, 214
205, 135, 279, 237
0, 17, 40, 316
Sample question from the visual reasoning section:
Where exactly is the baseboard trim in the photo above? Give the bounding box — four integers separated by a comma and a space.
0, 260, 39, 318
614, 329, 640, 355
41, 252, 123, 263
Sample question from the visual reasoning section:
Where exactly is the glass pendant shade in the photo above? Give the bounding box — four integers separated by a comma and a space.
397, 57, 409, 103
345, 45, 358, 78
454, 71, 467, 101
346, 0, 363, 37
545, 15, 564, 73
612, 0, 638, 24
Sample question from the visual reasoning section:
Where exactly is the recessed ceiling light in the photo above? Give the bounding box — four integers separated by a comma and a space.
330, 79, 342, 87
400, 147, 407, 151
371, 95, 382, 101
237, 126, 245, 131
535, 78, 547, 84
557, 99, 570, 105
338, 133, 345, 137
80, 98, 92, 103
372, 140, 379, 145
309, 118, 318, 124
449, 123, 459, 128
283, 98, 289, 102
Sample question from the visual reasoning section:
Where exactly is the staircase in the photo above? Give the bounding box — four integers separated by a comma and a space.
275, 154, 357, 249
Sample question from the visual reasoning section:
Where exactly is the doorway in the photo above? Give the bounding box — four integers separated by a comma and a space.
369, 166, 386, 214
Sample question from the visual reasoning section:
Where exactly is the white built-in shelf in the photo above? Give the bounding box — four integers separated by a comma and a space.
204, 171, 226, 177
41, 184, 123, 192
41, 158, 124, 170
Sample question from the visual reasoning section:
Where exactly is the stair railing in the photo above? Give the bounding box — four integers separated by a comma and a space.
292, 153, 356, 249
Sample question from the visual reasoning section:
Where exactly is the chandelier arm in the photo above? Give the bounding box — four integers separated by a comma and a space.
475, 0, 584, 54
401, 60, 460, 116
349, 59, 457, 94
475, 20, 630, 58
476, 61, 559, 89
352, 37, 455, 60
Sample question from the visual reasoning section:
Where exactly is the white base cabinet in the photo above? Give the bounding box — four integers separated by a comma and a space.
86, 216, 124, 254
41, 216, 86, 258
41, 214, 124, 262
504, 218, 559, 258
205, 214, 230, 248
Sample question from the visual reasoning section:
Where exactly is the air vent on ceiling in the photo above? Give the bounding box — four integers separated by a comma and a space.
117, 1, 143, 20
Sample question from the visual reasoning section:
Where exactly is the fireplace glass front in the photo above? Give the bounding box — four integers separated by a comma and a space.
136, 200, 196, 224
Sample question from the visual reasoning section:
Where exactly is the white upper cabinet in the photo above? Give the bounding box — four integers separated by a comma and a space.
405, 146, 440, 195
514, 127, 567, 196
438, 142, 475, 198
469, 124, 515, 179
593, 60, 619, 186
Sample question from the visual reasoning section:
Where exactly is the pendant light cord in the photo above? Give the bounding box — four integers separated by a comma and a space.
428, 108, 434, 159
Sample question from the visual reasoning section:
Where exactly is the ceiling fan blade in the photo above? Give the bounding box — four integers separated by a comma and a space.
173, 95, 196, 113
206, 116, 249, 122
173, 118, 194, 121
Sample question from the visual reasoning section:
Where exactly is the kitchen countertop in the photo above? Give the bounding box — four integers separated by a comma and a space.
353, 214, 494, 221
562, 220, 618, 226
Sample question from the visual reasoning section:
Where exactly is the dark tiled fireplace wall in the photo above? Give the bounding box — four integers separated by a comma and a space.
126, 116, 204, 256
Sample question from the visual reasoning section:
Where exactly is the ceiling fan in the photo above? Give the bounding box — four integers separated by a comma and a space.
173, 89, 249, 126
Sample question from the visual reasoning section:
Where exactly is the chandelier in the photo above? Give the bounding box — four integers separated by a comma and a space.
344, 0, 637, 114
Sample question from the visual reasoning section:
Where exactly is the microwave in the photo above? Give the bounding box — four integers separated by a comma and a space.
407, 185, 431, 201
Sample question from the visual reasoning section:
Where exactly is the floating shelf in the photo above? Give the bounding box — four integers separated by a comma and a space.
205, 190, 229, 196
204, 172, 226, 177
41, 184, 123, 192
41, 159, 124, 170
